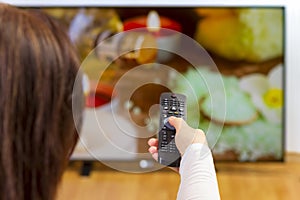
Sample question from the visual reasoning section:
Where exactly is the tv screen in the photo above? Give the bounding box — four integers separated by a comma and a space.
32, 7, 285, 165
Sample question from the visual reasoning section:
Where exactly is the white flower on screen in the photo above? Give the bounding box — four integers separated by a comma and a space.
239, 64, 283, 124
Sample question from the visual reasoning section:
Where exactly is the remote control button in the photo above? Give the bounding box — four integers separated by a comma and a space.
160, 147, 168, 152
171, 94, 177, 98
171, 106, 177, 111
163, 106, 169, 110
163, 118, 175, 130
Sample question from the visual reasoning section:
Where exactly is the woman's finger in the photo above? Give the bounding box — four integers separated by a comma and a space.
147, 138, 158, 147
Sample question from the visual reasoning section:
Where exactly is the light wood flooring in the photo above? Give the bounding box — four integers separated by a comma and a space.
57, 153, 300, 200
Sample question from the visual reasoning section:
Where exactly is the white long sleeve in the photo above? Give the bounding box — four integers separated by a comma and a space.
177, 143, 220, 200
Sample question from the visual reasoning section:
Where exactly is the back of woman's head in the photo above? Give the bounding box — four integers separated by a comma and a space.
0, 4, 84, 200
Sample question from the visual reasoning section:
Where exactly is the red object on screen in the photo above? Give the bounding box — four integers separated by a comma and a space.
85, 84, 114, 108
123, 16, 182, 33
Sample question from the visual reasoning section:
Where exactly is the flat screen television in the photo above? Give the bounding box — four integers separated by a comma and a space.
5, 0, 298, 172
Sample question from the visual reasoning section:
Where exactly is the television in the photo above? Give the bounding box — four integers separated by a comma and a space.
5, 0, 299, 172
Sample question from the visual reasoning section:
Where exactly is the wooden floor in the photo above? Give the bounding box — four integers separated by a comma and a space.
57, 153, 300, 200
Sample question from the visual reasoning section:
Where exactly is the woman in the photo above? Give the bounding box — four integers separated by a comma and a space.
0, 4, 84, 200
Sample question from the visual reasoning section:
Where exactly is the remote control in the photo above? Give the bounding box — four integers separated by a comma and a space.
158, 92, 187, 167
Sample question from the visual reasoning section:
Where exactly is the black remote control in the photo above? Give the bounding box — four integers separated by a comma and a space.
158, 92, 187, 167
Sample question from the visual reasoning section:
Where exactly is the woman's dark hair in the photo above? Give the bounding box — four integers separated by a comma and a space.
0, 4, 84, 200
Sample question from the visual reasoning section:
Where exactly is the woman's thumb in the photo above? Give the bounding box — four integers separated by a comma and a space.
168, 116, 184, 131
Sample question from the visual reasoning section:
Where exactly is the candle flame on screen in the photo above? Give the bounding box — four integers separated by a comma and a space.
147, 10, 161, 32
